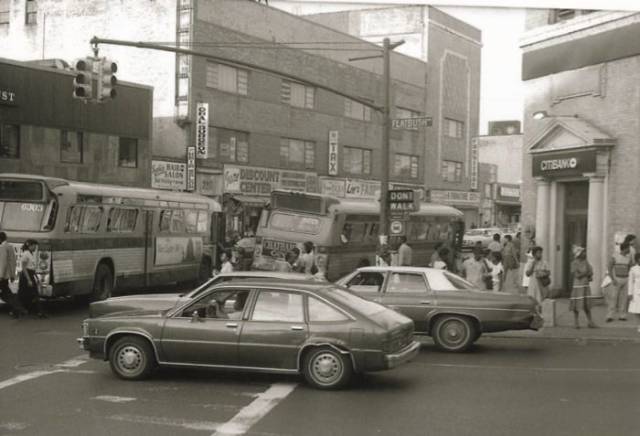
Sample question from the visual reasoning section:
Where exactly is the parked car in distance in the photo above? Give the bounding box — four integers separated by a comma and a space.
337, 266, 543, 352
462, 227, 503, 250
88, 271, 316, 318
78, 280, 420, 389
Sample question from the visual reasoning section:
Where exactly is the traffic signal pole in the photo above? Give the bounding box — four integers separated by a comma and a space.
380, 38, 391, 246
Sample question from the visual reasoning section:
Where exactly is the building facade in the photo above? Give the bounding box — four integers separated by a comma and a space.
521, 9, 640, 294
0, 0, 429, 236
0, 58, 152, 185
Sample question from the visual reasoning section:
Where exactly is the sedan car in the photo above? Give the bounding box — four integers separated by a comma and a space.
89, 271, 315, 318
78, 280, 420, 390
337, 266, 543, 352
462, 227, 503, 250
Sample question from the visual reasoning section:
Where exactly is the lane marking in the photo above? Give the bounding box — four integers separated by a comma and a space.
212, 383, 297, 436
0, 355, 89, 391
109, 414, 221, 431
93, 395, 137, 403
420, 363, 640, 372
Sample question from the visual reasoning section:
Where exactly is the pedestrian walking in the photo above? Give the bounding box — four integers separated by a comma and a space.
487, 233, 502, 255
606, 241, 633, 322
18, 239, 46, 318
521, 249, 534, 294
502, 235, 519, 293
622, 234, 637, 259
525, 246, 550, 302
626, 253, 640, 332
461, 247, 489, 290
488, 252, 504, 292
569, 246, 596, 329
219, 250, 234, 274
397, 236, 413, 266
432, 247, 449, 270
0, 232, 27, 318
298, 241, 316, 274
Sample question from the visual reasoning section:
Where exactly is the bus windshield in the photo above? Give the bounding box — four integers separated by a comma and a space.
0, 201, 56, 232
270, 212, 322, 235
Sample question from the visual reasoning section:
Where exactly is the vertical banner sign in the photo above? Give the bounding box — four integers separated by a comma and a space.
195, 102, 209, 159
470, 137, 479, 190
186, 147, 196, 191
328, 130, 339, 176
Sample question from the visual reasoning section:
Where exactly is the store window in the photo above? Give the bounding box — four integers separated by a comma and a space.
281, 80, 314, 109
0, 0, 9, 25
444, 118, 464, 139
0, 124, 19, 158
343, 146, 371, 176
344, 98, 372, 121
25, 0, 36, 24
442, 160, 462, 182
394, 153, 419, 179
213, 128, 249, 163
280, 138, 315, 170
60, 130, 83, 164
119, 137, 138, 168
206, 62, 248, 95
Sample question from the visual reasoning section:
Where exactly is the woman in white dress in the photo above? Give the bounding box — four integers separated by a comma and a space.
626, 252, 640, 332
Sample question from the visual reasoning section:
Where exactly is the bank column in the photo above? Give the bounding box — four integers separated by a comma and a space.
586, 175, 605, 292
534, 178, 551, 260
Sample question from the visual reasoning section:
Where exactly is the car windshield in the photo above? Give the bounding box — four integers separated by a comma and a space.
326, 286, 387, 317
426, 270, 475, 291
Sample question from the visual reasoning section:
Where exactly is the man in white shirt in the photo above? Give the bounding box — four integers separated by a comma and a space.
0, 232, 26, 317
398, 236, 413, 266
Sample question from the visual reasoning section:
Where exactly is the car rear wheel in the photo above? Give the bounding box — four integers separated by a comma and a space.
302, 346, 353, 390
432, 315, 476, 352
109, 336, 156, 380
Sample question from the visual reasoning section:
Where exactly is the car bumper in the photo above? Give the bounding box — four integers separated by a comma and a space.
385, 341, 421, 369
77, 337, 88, 351
530, 313, 544, 330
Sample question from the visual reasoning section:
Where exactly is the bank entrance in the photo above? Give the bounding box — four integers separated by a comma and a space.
562, 181, 588, 295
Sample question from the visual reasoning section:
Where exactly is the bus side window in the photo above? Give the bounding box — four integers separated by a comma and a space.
171, 209, 186, 233
197, 211, 209, 233
79, 206, 103, 233
65, 206, 82, 233
159, 210, 171, 232
108, 208, 139, 233
185, 210, 198, 233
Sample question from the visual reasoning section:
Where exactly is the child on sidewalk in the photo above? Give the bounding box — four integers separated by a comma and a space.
489, 252, 504, 292
627, 253, 640, 333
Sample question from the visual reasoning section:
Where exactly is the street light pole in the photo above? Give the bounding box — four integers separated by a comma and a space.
379, 37, 391, 246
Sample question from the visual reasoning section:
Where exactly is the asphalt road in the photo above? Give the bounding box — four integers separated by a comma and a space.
1, 299, 639, 436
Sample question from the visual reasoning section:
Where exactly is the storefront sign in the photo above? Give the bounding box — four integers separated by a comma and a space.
328, 130, 339, 176
224, 164, 318, 196
532, 149, 597, 178
345, 179, 380, 200
186, 147, 196, 191
319, 178, 346, 198
429, 190, 480, 206
0, 88, 17, 106
196, 172, 222, 196
498, 185, 520, 200
195, 102, 209, 159
151, 160, 186, 191
470, 137, 479, 190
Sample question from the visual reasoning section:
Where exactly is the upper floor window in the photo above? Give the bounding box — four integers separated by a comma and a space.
211, 127, 249, 163
25, 0, 36, 25
444, 118, 464, 139
0, 0, 9, 25
60, 130, 83, 164
281, 80, 314, 109
0, 124, 19, 159
549, 9, 594, 24
119, 137, 138, 168
394, 153, 419, 179
442, 160, 463, 182
280, 138, 315, 170
344, 98, 372, 121
206, 62, 248, 95
343, 146, 371, 176
396, 107, 421, 119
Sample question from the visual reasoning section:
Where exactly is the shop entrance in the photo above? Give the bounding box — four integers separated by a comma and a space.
562, 181, 589, 294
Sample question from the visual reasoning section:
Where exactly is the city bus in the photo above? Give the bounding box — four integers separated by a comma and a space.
0, 173, 222, 301
252, 190, 465, 281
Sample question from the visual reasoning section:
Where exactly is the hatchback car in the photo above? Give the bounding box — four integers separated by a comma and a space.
89, 271, 316, 318
337, 266, 543, 352
78, 280, 420, 389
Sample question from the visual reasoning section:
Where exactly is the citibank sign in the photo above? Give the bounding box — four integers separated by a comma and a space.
532, 149, 597, 178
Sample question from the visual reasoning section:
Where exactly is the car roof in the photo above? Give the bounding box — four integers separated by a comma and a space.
356, 266, 437, 274
208, 278, 337, 293
217, 271, 308, 279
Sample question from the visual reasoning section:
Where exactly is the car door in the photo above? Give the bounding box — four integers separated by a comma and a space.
380, 271, 436, 333
160, 288, 251, 366
342, 271, 387, 303
237, 289, 308, 370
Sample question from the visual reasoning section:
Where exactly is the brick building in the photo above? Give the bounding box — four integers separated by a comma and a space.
521, 9, 640, 294
0, 57, 152, 186
1, 0, 431, 236
292, 5, 483, 227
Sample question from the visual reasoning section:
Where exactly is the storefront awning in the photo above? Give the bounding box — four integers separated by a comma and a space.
230, 194, 268, 208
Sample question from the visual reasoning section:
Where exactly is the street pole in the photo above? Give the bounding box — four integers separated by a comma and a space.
379, 37, 391, 246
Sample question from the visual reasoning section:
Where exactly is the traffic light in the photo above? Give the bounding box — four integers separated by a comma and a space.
72, 57, 95, 100
97, 58, 117, 101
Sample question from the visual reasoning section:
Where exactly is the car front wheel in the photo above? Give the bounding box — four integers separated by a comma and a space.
432, 315, 477, 352
302, 346, 353, 390
109, 336, 156, 380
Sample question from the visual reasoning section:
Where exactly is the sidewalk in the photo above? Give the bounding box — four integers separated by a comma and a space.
489, 298, 640, 343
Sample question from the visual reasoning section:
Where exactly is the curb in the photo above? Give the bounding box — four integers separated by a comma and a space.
485, 330, 640, 343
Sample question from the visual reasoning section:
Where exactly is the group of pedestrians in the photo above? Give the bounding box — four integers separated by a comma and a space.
0, 232, 46, 319
459, 233, 521, 293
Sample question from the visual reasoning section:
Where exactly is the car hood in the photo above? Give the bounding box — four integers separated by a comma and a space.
89, 293, 185, 318
96, 308, 169, 319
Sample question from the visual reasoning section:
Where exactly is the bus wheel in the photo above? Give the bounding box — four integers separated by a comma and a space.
92, 263, 114, 301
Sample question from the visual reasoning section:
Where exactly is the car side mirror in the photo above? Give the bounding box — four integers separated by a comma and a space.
191, 311, 203, 323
